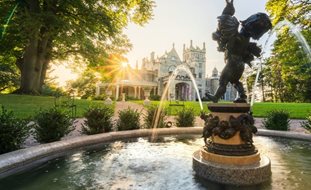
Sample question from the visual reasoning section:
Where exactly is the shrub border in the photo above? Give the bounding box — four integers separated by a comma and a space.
0, 128, 310, 179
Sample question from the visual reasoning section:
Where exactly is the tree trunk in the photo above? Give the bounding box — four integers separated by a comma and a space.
33, 34, 51, 93
19, 35, 52, 94
19, 33, 39, 94
15, 0, 54, 94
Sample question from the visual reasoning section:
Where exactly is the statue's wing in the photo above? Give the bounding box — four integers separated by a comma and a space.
217, 15, 239, 41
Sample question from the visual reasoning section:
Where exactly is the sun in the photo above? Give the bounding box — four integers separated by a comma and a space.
121, 62, 128, 68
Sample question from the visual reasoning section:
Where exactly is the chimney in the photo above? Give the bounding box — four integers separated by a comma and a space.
150, 52, 155, 61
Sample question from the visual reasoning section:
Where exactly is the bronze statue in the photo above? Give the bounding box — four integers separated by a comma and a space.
206, 0, 272, 103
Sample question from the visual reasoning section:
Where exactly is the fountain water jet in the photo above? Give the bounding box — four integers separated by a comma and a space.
151, 64, 203, 140
1, 3, 19, 40
250, 19, 311, 106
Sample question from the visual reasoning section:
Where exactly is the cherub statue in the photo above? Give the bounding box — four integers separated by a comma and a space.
206, 0, 272, 103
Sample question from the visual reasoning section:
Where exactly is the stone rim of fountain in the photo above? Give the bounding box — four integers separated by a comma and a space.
0, 127, 310, 180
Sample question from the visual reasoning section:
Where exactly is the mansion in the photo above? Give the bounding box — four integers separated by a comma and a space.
96, 41, 236, 101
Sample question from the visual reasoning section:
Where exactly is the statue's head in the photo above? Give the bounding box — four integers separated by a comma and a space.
240, 13, 272, 40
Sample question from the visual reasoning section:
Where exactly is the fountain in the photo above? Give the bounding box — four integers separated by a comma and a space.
195, 0, 272, 185
1, 1, 311, 189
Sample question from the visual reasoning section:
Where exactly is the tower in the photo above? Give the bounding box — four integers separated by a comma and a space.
183, 40, 206, 98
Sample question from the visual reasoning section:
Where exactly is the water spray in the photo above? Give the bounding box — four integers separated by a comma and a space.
1, 2, 19, 41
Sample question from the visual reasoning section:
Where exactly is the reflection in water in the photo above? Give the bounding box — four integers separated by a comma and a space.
0, 136, 311, 190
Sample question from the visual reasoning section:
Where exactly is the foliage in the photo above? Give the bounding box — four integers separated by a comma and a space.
41, 84, 66, 97
301, 113, 311, 131
68, 69, 99, 99
176, 107, 195, 127
143, 105, 167, 129
92, 94, 108, 101
33, 107, 73, 143
82, 106, 114, 135
0, 0, 155, 93
0, 55, 19, 93
116, 107, 140, 131
126, 96, 140, 101
0, 106, 29, 154
262, 110, 290, 131
264, 0, 311, 102
150, 94, 161, 101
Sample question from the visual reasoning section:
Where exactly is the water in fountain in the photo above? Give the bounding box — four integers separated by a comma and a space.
250, 19, 311, 106
1, 136, 311, 189
151, 64, 203, 138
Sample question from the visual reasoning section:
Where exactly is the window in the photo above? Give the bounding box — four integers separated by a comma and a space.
199, 73, 202, 78
199, 62, 202, 68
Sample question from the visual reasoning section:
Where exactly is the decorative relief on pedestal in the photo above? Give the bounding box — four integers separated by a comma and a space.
200, 113, 257, 145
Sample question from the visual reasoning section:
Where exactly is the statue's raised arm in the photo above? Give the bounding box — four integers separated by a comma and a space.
212, 0, 239, 52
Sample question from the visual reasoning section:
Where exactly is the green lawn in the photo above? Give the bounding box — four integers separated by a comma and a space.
132, 100, 311, 119
1, 95, 310, 119
0, 94, 107, 119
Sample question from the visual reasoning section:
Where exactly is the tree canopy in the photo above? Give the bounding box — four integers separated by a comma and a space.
0, 0, 154, 94
262, 0, 311, 102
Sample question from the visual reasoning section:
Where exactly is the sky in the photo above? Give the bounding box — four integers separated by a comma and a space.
124, 0, 270, 76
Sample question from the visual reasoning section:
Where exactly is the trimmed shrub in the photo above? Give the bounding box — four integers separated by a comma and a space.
262, 110, 290, 131
116, 107, 140, 131
91, 94, 107, 101
41, 85, 66, 97
82, 106, 114, 134
126, 96, 140, 101
150, 94, 161, 101
0, 106, 29, 154
301, 113, 311, 132
176, 107, 195, 127
33, 107, 73, 143
143, 106, 167, 129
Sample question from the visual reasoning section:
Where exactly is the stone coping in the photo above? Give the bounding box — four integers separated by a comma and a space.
0, 127, 310, 179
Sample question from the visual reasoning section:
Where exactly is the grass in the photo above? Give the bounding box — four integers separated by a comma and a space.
252, 102, 311, 119
0, 94, 108, 119
1, 95, 310, 119
132, 100, 311, 119
132, 100, 210, 116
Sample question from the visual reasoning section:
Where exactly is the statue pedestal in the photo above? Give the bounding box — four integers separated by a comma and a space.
193, 103, 271, 185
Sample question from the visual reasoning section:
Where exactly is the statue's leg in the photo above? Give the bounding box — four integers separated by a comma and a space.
207, 78, 228, 103
215, 80, 228, 99
233, 81, 247, 103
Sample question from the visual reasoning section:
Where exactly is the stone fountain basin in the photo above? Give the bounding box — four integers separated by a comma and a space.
0, 128, 311, 189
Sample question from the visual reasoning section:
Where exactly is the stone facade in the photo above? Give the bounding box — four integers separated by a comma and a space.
96, 41, 237, 101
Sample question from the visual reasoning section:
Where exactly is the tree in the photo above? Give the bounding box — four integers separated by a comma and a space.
68, 69, 99, 99
0, 0, 154, 94
265, 0, 311, 102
